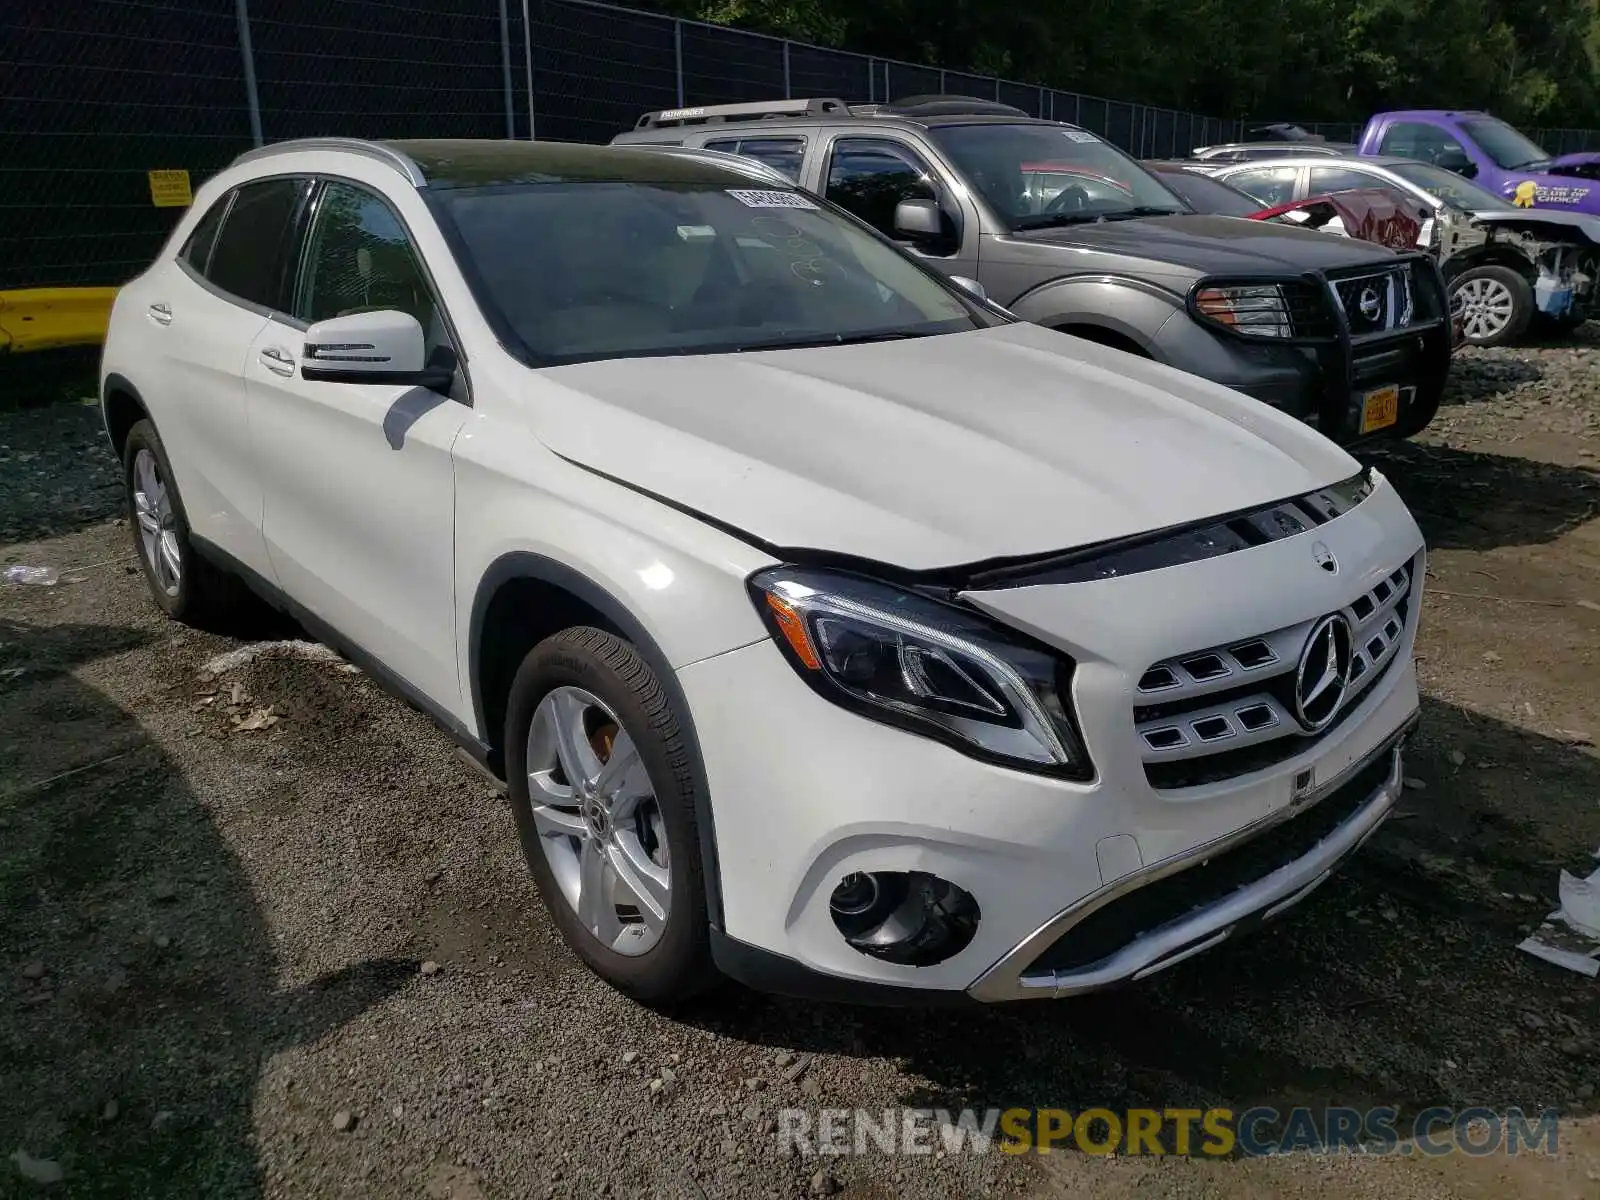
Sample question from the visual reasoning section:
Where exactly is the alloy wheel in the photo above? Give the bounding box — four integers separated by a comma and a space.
1456, 277, 1515, 343
132, 448, 181, 596
525, 685, 670, 956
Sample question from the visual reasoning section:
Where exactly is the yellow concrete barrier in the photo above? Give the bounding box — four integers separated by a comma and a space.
0, 288, 119, 355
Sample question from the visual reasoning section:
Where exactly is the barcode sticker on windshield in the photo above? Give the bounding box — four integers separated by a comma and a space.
726, 188, 817, 210
1062, 130, 1100, 143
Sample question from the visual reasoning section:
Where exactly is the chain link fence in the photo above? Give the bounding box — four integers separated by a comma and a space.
6, 0, 1599, 292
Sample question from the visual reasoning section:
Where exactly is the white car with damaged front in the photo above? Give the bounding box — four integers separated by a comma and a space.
100, 137, 1424, 1005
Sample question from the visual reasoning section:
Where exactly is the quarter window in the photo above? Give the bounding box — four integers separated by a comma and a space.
204, 177, 307, 309
179, 194, 230, 275
702, 136, 806, 181
295, 182, 440, 344
825, 137, 952, 250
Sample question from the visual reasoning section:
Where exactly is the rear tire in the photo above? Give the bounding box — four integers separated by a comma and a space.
504, 626, 716, 1004
1450, 265, 1533, 348
123, 419, 248, 624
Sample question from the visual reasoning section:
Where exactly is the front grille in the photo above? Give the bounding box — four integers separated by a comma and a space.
1136, 552, 1419, 790
1284, 280, 1338, 338
1329, 265, 1416, 335
1024, 749, 1394, 976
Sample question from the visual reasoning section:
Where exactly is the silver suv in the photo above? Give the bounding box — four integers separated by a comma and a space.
613, 96, 1454, 446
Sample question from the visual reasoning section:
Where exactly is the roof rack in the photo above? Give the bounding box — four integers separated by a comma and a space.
230, 137, 427, 186
633, 97, 849, 129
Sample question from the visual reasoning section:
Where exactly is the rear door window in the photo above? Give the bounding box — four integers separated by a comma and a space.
204, 177, 309, 311
1377, 121, 1466, 165
702, 136, 806, 181
1307, 166, 1386, 195
1222, 166, 1300, 206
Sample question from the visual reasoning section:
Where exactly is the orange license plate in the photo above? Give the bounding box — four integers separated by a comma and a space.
1361, 385, 1400, 434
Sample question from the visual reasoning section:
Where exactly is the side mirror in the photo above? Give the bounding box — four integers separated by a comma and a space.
301, 310, 454, 391
949, 275, 988, 302
1435, 152, 1476, 178
893, 198, 943, 242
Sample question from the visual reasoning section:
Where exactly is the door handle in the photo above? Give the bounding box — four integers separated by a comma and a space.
257, 346, 296, 377
147, 303, 173, 326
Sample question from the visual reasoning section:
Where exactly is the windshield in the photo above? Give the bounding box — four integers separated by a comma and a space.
1389, 161, 1513, 212
929, 124, 1184, 229
1152, 169, 1263, 217
431, 182, 987, 365
1460, 117, 1549, 170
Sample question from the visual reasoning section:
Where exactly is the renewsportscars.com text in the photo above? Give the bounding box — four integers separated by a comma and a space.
777, 1106, 1561, 1157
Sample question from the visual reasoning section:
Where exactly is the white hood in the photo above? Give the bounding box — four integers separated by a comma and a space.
532, 322, 1358, 570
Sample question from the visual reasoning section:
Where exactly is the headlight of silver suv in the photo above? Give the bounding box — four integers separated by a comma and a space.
748, 567, 1091, 778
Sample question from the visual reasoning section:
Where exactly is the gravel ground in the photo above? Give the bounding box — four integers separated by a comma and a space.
3, 331, 1599, 1199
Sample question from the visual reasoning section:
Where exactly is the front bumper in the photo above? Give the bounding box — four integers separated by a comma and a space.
679, 477, 1425, 1003
1156, 255, 1453, 444
969, 721, 1409, 1000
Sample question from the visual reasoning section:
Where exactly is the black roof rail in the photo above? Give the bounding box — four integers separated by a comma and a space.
634, 97, 850, 129
880, 94, 1031, 118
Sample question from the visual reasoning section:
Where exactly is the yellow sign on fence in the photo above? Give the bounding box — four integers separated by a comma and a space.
147, 169, 192, 208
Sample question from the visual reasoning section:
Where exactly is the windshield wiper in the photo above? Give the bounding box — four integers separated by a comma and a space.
1100, 206, 1187, 220
736, 330, 936, 352
1012, 212, 1112, 229
1013, 206, 1182, 230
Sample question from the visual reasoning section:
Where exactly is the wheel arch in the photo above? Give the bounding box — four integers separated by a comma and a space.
1052, 323, 1152, 357
1005, 275, 1178, 361
1443, 246, 1537, 287
101, 372, 149, 461
469, 551, 726, 930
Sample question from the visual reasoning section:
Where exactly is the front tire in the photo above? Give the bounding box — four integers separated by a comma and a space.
504, 627, 716, 1004
1450, 265, 1533, 348
123, 418, 244, 624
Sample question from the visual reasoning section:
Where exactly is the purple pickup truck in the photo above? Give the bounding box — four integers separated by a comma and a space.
1357, 111, 1600, 215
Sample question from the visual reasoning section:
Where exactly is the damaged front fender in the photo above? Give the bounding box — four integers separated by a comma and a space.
1437, 208, 1600, 320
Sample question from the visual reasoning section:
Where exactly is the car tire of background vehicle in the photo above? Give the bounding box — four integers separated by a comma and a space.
1450, 265, 1533, 348
122, 418, 248, 624
504, 626, 717, 1005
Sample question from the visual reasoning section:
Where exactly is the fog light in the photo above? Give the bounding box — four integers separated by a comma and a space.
827, 870, 980, 967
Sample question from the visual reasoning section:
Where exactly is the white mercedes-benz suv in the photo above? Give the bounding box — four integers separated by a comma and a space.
100, 138, 1424, 1005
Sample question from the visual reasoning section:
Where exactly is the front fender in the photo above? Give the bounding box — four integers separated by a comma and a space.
1005, 275, 1186, 358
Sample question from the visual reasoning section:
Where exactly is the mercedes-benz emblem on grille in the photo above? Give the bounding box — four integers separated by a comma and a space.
1293, 614, 1353, 731
1358, 286, 1382, 322
1311, 541, 1337, 574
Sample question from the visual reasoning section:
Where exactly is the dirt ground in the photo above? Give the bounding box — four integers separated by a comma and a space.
2, 332, 1598, 1199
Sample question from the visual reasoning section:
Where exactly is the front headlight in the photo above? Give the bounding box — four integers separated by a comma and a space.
748, 567, 1090, 777
1194, 284, 1292, 338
